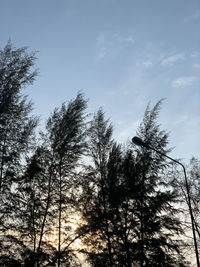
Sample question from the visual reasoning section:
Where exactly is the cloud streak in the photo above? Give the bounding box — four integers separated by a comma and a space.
96, 32, 107, 59
96, 32, 135, 60
161, 53, 185, 66
191, 52, 200, 58
172, 76, 198, 88
139, 60, 153, 68
194, 63, 200, 69
184, 9, 200, 23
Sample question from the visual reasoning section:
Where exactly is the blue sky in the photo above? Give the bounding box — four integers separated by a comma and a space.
1, 0, 200, 161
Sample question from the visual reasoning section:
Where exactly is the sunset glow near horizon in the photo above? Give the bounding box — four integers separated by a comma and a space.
43, 213, 89, 265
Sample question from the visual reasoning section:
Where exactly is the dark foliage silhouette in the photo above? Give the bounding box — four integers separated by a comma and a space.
0, 42, 192, 266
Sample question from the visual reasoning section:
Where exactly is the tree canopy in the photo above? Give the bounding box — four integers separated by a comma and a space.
0, 42, 195, 267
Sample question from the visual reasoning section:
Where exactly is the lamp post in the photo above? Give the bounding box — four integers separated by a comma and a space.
132, 136, 200, 267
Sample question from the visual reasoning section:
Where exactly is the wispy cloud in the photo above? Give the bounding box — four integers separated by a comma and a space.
96, 32, 107, 59
125, 35, 135, 44
96, 32, 135, 60
161, 53, 185, 66
171, 76, 198, 88
194, 63, 200, 69
184, 9, 200, 23
191, 52, 200, 58
138, 60, 153, 68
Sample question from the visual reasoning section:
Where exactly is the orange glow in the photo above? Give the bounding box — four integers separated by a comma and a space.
44, 213, 86, 251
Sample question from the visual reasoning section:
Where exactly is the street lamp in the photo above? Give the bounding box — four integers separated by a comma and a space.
132, 136, 200, 267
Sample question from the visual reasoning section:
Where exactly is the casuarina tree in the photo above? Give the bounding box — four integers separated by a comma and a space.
0, 41, 38, 262
77, 108, 114, 266
129, 100, 189, 266
43, 93, 88, 267
78, 102, 189, 266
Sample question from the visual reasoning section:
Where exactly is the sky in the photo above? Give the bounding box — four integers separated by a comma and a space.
0, 0, 200, 162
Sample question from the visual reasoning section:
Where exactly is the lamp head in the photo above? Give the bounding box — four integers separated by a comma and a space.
132, 136, 149, 148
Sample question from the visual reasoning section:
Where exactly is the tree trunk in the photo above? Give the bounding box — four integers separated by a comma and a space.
99, 163, 113, 267
36, 170, 53, 267
0, 137, 7, 191
58, 161, 62, 267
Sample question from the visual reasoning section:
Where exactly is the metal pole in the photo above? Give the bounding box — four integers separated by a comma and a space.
147, 144, 200, 267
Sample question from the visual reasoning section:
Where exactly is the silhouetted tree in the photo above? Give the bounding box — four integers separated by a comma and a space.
129, 101, 189, 266
14, 93, 88, 267
15, 146, 56, 266
0, 41, 38, 263
78, 102, 189, 266
0, 41, 38, 192
77, 108, 115, 266
106, 146, 137, 266
0, 45, 191, 267
188, 157, 200, 239
174, 157, 200, 259
43, 93, 87, 267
